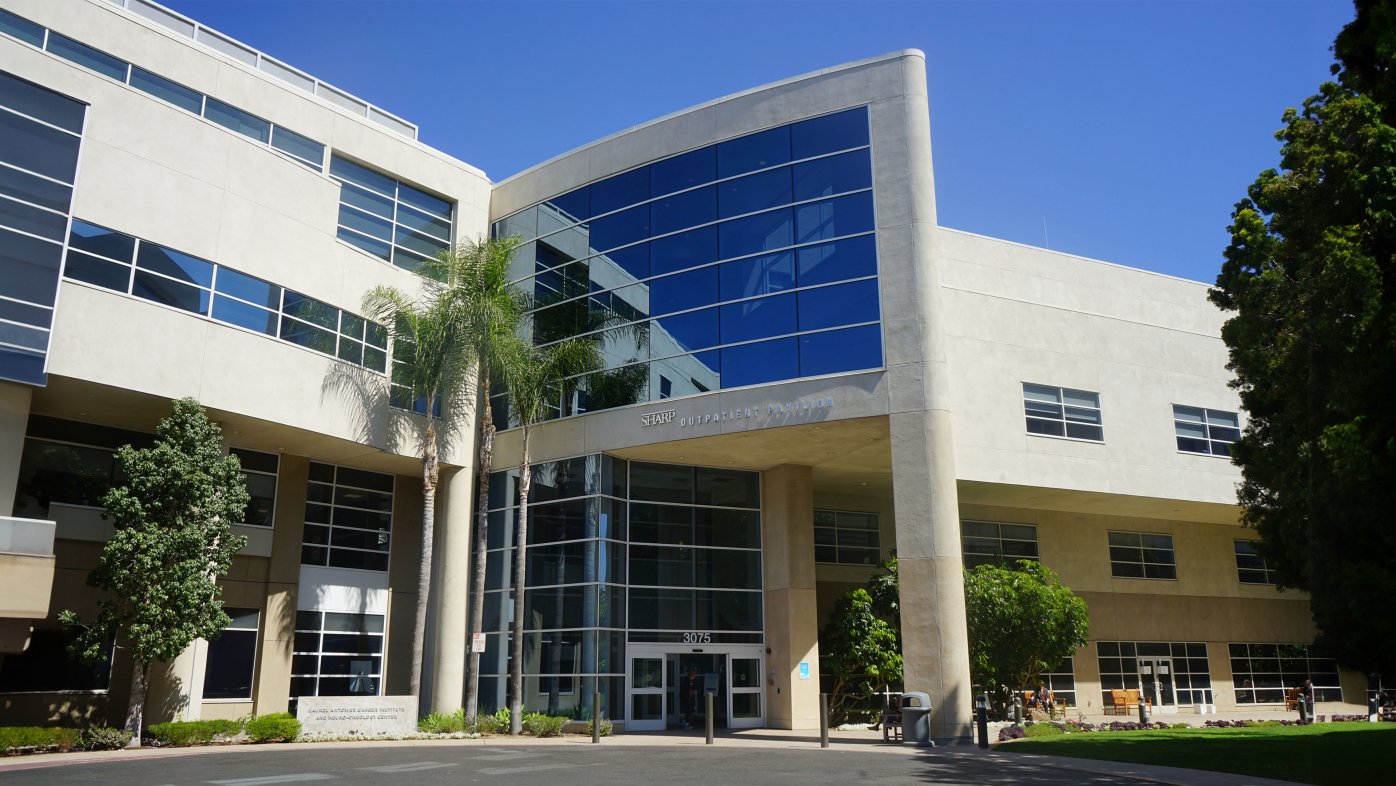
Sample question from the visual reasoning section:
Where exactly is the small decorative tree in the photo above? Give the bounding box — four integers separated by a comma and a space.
59, 398, 249, 746
962, 560, 1089, 716
820, 587, 902, 723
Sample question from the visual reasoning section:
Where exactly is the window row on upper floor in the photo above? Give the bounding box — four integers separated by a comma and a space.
62, 218, 389, 373
961, 519, 1278, 586
1021, 383, 1241, 457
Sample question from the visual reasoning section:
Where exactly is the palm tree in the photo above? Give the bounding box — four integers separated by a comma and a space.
361, 237, 526, 707
497, 334, 603, 733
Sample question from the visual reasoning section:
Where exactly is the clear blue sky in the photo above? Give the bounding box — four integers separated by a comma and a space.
162, 0, 1354, 284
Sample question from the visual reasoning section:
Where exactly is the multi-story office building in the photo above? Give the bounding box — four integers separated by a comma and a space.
0, 0, 1360, 739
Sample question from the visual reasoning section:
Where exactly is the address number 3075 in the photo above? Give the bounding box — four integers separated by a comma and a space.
681, 632, 712, 644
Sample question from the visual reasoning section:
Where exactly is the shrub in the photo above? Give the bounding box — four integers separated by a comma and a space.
493, 706, 510, 729
245, 713, 300, 743
997, 724, 1025, 741
522, 714, 566, 737
148, 719, 243, 746
0, 726, 81, 753
82, 727, 133, 750
1023, 723, 1063, 738
584, 718, 614, 737
476, 714, 501, 734
419, 710, 466, 734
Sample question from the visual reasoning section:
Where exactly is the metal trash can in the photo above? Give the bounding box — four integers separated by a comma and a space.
900, 691, 933, 746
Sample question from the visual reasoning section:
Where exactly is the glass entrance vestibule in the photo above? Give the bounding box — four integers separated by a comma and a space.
478, 454, 766, 729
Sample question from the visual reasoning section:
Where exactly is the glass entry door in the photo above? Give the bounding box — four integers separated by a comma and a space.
629, 656, 665, 731
1138, 657, 1177, 710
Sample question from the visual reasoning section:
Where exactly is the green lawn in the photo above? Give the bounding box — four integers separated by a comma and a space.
1005, 722, 1396, 786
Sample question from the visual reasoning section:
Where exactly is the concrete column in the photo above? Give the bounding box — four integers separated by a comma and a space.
878, 53, 973, 742
428, 467, 471, 714
146, 639, 209, 722
0, 382, 33, 514
1072, 642, 1103, 714
253, 454, 309, 714
761, 464, 821, 729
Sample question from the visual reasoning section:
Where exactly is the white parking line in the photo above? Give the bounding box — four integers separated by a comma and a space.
479, 762, 601, 776
360, 762, 457, 773
208, 776, 333, 785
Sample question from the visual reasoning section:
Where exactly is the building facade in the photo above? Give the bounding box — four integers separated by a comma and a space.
0, 0, 1361, 739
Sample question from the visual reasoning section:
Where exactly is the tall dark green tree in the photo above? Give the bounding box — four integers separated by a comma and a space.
59, 398, 249, 745
1210, 0, 1396, 675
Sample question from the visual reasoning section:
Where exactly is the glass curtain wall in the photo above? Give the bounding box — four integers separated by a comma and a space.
489, 107, 882, 425
480, 456, 762, 721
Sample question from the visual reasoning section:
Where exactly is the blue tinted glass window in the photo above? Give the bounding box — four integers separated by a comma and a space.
797, 235, 877, 286
650, 185, 715, 236
3, 228, 62, 304
650, 225, 717, 277
394, 226, 448, 258
790, 107, 869, 159
215, 267, 281, 308
652, 309, 718, 355
651, 147, 715, 197
133, 270, 209, 315
396, 205, 451, 242
129, 68, 202, 114
338, 228, 391, 261
212, 296, 278, 335
600, 242, 649, 281
0, 346, 44, 385
45, 34, 127, 81
0, 71, 85, 133
331, 156, 395, 196
718, 168, 792, 219
650, 267, 718, 317
792, 149, 872, 202
270, 126, 325, 167
0, 9, 43, 46
280, 318, 337, 354
0, 166, 71, 212
0, 298, 49, 328
797, 280, 879, 331
339, 183, 393, 219
799, 324, 882, 376
546, 187, 590, 224
591, 168, 650, 216
68, 220, 135, 261
720, 293, 796, 344
0, 321, 44, 351
339, 206, 393, 242
794, 192, 874, 245
0, 195, 67, 240
718, 208, 792, 260
62, 250, 126, 293
283, 292, 340, 331
136, 244, 213, 288
720, 337, 798, 387
588, 204, 648, 253
717, 126, 790, 179
398, 183, 451, 220
0, 111, 80, 182
204, 98, 269, 144
719, 252, 795, 302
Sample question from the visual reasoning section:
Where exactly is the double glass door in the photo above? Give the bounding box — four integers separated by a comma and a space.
1138, 657, 1177, 710
628, 647, 763, 731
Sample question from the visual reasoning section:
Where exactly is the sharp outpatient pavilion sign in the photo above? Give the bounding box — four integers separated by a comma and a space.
640, 397, 835, 429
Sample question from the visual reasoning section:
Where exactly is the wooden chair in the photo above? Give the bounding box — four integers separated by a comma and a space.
1108, 689, 1128, 715
1284, 687, 1302, 711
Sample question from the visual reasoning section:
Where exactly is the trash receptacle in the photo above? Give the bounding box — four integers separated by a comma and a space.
901, 691, 933, 746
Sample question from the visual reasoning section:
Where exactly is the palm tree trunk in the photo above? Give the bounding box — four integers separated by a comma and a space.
464, 374, 494, 719
508, 425, 531, 734
410, 419, 439, 702
124, 660, 149, 747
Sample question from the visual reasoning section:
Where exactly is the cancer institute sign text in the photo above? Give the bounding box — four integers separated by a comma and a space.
641, 397, 833, 429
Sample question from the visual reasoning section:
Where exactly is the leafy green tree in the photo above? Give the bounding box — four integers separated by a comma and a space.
365, 238, 527, 711
498, 335, 603, 734
962, 560, 1088, 715
820, 587, 902, 723
1210, 0, 1396, 675
59, 398, 248, 745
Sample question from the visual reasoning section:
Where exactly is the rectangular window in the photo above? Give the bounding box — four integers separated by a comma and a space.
0, 629, 113, 693
301, 462, 394, 572
1023, 383, 1103, 441
290, 611, 385, 700
1229, 643, 1342, 704
1234, 540, 1275, 585
231, 448, 278, 527
46, 33, 128, 82
203, 98, 270, 144
813, 509, 880, 565
1041, 655, 1076, 708
1174, 405, 1240, 456
1097, 641, 1211, 707
129, 67, 202, 114
329, 155, 453, 272
961, 520, 1039, 569
1108, 530, 1177, 579
202, 607, 259, 700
